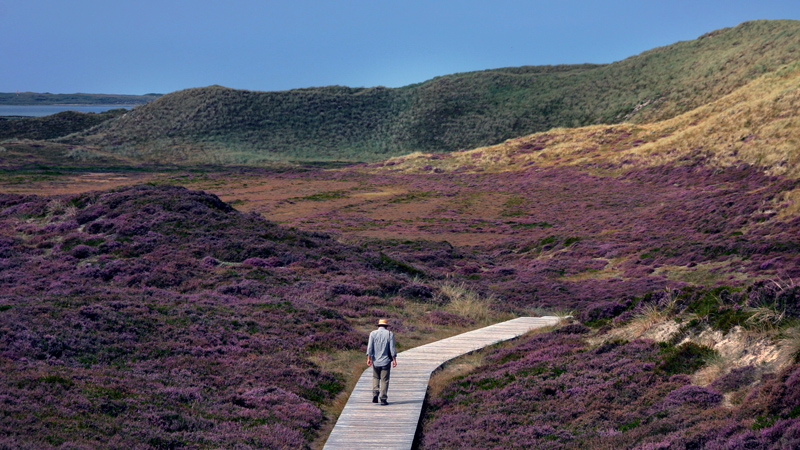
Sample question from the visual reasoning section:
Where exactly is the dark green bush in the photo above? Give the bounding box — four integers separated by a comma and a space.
657, 342, 717, 375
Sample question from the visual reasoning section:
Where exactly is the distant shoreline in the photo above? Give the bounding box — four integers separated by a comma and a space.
0, 104, 137, 107
0, 104, 134, 117
0, 92, 161, 107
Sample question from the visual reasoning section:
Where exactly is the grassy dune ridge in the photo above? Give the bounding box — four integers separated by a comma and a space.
382, 59, 800, 178
63, 20, 800, 163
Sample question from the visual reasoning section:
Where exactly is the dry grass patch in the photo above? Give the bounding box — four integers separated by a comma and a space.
776, 188, 800, 219
438, 281, 505, 325
613, 62, 800, 176
629, 303, 672, 335
561, 258, 622, 281
593, 315, 682, 346
652, 260, 750, 285
779, 326, 800, 364
744, 306, 786, 332
693, 352, 736, 387
624, 289, 680, 336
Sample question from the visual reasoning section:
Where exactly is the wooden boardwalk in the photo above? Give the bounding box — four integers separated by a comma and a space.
323, 316, 560, 450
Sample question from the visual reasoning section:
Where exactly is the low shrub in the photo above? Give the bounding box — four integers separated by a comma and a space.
662, 385, 723, 409
711, 365, 758, 393
657, 342, 718, 375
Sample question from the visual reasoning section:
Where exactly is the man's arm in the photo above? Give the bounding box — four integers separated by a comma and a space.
390, 332, 397, 367
366, 332, 374, 366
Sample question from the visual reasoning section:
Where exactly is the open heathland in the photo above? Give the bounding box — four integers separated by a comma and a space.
0, 184, 510, 449
2, 154, 799, 448
2, 19, 800, 450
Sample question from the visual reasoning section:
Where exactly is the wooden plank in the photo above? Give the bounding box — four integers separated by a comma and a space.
322, 316, 559, 450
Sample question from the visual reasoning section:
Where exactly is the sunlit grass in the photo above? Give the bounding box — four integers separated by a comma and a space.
375, 61, 800, 182
779, 327, 800, 364
652, 260, 751, 285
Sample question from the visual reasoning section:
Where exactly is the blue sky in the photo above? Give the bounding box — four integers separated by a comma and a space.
2, 0, 799, 95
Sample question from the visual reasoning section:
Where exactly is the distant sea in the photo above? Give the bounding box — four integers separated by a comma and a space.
0, 105, 133, 117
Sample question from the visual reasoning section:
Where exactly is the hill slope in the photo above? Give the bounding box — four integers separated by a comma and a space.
385, 59, 800, 178
68, 20, 800, 163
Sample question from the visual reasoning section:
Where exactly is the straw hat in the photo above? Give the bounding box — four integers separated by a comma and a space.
377, 319, 389, 326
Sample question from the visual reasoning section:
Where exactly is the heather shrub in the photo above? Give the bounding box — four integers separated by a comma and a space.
711, 365, 759, 393
305, 329, 365, 351
326, 282, 366, 297
399, 282, 434, 300
421, 332, 664, 449
613, 310, 636, 325
217, 279, 270, 297
552, 323, 591, 335
200, 255, 219, 267
251, 424, 308, 450
747, 280, 800, 319
75, 204, 108, 224
662, 385, 723, 409
420, 329, 800, 450
580, 299, 631, 325
385, 317, 411, 333
740, 364, 800, 422
69, 244, 94, 259
241, 257, 272, 267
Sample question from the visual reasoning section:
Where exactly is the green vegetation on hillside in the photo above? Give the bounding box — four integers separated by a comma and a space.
66, 20, 800, 163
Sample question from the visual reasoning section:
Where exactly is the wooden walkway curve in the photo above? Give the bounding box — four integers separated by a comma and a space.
323, 316, 560, 450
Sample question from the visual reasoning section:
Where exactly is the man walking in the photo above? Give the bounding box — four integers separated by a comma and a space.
367, 318, 397, 405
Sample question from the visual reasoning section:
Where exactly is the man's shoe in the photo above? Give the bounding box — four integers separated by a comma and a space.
380, 399, 388, 405
372, 396, 378, 403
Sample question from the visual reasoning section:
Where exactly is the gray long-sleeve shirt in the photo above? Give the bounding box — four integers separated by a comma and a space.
366, 327, 397, 367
